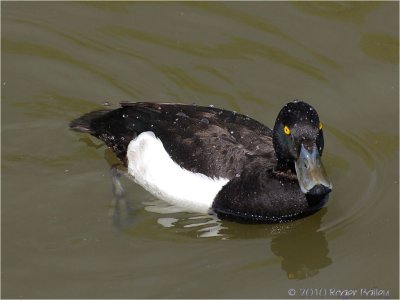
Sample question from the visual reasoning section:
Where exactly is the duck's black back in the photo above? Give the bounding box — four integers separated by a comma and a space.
70, 102, 276, 179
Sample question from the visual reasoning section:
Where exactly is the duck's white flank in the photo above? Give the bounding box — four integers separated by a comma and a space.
126, 131, 229, 213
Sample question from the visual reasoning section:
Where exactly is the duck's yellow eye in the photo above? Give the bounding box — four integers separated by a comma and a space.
283, 125, 291, 135
319, 122, 323, 130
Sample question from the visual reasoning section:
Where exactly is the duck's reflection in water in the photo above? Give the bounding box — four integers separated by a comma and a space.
269, 208, 331, 279
144, 200, 228, 238
109, 189, 331, 280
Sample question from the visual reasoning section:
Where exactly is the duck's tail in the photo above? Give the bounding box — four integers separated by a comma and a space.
69, 110, 110, 134
69, 108, 141, 164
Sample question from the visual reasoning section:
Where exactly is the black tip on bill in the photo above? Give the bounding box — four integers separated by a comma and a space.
307, 184, 332, 197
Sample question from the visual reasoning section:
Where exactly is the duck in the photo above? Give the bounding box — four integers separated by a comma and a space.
70, 100, 332, 223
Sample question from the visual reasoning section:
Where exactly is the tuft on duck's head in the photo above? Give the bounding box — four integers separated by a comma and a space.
272, 101, 332, 197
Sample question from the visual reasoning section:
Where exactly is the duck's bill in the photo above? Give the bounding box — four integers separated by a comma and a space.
294, 144, 332, 195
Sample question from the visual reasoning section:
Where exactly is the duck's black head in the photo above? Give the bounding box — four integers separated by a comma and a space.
273, 100, 332, 197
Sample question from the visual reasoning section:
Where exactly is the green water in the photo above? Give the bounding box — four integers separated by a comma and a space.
2, 2, 399, 298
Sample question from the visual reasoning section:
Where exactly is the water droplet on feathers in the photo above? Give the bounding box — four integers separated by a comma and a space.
201, 118, 209, 125
176, 112, 188, 118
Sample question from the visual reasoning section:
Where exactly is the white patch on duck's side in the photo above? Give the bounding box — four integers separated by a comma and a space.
126, 131, 229, 213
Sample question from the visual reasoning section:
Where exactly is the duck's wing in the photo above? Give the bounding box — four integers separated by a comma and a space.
70, 102, 275, 179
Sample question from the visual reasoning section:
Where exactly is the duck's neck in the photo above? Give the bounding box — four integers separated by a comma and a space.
274, 159, 296, 178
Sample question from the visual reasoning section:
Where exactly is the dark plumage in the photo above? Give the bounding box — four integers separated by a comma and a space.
70, 100, 332, 223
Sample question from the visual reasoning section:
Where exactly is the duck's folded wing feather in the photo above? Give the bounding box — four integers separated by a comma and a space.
70, 102, 275, 179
